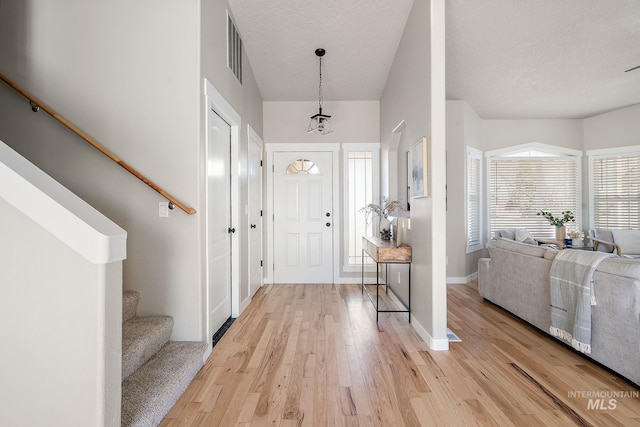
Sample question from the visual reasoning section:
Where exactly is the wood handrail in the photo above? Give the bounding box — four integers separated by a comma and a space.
0, 72, 196, 215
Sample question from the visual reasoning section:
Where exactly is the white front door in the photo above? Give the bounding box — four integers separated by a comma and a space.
248, 131, 263, 296
207, 108, 232, 336
273, 152, 333, 283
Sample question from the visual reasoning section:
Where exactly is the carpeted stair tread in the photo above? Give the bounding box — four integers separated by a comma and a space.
122, 316, 173, 381
123, 291, 140, 323
121, 341, 208, 427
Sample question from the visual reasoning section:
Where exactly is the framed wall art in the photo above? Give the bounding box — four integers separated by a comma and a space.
407, 137, 428, 198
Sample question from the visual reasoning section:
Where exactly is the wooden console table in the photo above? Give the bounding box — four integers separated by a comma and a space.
361, 236, 412, 322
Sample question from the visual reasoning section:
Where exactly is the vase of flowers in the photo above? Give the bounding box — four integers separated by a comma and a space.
537, 210, 575, 244
360, 197, 406, 240
567, 229, 584, 247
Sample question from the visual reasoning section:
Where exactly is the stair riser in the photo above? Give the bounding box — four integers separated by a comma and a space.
122, 316, 173, 381
122, 291, 140, 323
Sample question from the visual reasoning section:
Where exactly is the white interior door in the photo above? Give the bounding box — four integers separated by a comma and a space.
207, 108, 232, 336
273, 152, 333, 283
248, 131, 263, 296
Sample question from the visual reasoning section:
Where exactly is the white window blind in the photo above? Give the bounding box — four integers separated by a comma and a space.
466, 148, 482, 250
489, 157, 580, 239
592, 154, 640, 229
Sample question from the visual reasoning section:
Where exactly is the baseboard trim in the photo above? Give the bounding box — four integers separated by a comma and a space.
239, 295, 251, 314
410, 314, 449, 351
446, 272, 477, 284
334, 277, 366, 285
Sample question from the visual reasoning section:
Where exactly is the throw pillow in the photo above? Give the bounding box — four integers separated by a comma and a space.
495, 229, 516, 240
611, 229, 640, 255
515, 228, 536, 245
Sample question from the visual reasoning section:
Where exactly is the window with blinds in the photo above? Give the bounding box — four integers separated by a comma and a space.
466, 147, 482, 251
489, 155, 580, 239
592, 153, 640, 229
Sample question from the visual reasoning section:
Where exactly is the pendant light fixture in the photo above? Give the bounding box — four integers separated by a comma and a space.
307, 48, 333, 135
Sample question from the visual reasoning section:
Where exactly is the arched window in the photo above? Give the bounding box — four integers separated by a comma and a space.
286, 159, 320, 175
487, 143, 582, 240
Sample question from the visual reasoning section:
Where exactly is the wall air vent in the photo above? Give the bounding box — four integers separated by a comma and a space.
227, 13, 243, 84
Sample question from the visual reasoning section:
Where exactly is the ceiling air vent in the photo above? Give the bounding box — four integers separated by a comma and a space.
227, 13, 243, 84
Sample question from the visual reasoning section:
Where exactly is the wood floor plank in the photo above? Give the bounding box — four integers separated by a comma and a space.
162, 282, 640, 426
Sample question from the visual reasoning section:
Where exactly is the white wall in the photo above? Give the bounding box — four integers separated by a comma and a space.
380, 0, 448, 350
446, 100, 485, 282
0, 197, 123, 427
0, 0, 264, 342
0, 139, 125, 426
263, 101, 380, 144
583, 103, 640, 150
481, 119, 584, 151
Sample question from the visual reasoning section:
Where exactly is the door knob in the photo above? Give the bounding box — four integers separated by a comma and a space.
251, 224, 256, 229
326, 222, 331, 227
326, 212, 331, 217
228, 227, 236, 234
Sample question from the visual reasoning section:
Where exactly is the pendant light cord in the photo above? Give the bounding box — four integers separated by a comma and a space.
318, 56, 323, 111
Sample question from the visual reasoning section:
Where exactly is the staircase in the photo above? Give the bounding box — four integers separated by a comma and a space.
121, 290, 207, 427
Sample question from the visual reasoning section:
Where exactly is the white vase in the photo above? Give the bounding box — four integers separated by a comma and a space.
379, 218, 391, 240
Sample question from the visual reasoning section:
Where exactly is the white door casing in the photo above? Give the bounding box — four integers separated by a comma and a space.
248, 126, 263, 296
273, 151, 333, 283
204, 78, 242, 346
206, 108, 232, 337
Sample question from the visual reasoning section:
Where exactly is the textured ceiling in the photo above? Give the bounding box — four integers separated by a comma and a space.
229, 0, 640, 119
446, 0, 640, 119
227, 0, 414, 101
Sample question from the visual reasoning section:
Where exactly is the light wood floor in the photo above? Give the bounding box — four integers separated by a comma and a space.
161, 282, 640, 426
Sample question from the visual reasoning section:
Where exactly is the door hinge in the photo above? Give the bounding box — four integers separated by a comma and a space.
260, 210, 263, 216
260, 260, 263, 267
260, 160, 263, 167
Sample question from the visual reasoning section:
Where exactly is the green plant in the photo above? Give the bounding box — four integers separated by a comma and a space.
537, 210, 575, 227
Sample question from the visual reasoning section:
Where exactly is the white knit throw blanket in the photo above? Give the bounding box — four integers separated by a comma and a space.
549, 250, 613, 354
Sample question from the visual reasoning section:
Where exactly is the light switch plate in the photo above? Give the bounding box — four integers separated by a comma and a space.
159, 201, 169, 218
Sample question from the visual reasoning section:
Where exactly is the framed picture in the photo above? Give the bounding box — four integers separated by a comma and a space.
408, 137, 428, 198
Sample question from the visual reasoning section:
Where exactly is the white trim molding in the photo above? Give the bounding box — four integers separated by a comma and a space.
203, 78, 242, 336
486, 142, 583, 158
0, 140, 127, 264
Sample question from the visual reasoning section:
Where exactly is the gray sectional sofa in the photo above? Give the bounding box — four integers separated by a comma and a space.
478, 237, 640, 385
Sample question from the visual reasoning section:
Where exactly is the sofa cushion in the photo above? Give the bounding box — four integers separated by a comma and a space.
495, 237, 549, 257
611, 229, 640, 255
596, 257, 640, 280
